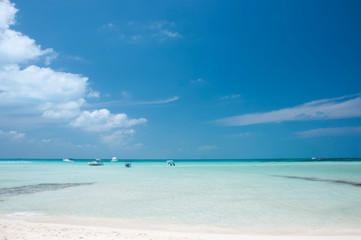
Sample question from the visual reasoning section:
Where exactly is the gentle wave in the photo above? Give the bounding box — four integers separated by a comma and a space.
6, 211, 44, 217
0, 161, 32, 164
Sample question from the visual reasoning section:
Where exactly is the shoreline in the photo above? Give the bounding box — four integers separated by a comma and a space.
1, 215, 361, 240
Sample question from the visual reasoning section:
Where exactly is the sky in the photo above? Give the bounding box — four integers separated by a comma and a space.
0, 0, 361, 159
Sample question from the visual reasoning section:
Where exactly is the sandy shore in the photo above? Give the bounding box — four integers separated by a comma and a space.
1, 216, 361, 240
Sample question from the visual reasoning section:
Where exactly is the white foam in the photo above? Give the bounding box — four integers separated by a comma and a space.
6, 211, 44, 217
0, 161, 32, 164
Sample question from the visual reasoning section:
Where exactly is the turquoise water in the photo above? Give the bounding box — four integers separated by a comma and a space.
1, 159, 361, 233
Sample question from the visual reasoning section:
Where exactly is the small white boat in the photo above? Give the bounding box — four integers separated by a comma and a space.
111, 157, 118, 162
167, 160, 175, 166
63, 158, 74, 162
88, 159, 104, 166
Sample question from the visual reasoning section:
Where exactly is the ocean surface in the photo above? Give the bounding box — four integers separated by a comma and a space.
1, 159, 361, 234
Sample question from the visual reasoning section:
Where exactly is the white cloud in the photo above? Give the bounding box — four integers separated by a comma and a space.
0, 0, 17, 29
0, 65, 88, 119
131, 96, 179, 105
0, 0, 55, 66
0, 28, 55, 67
221, 93, 241, 100
131, 34, 142, 41
147, 20, 171, 30
87, 90, 100, 98
0, 129, 25, 141
197, 145, 220, 151
100, 95, 179, 106
41, 139, 51, 143
70, 109, 147, 132
0, 1, 86, 120
101, 129, 135, 146
296, 126, 361, 138
0, 0, 147, 143
215, 94, 361, 126
191, 78, 203, 84
104, 22, 115, 28
42, 99, 85, 119
99, 22, 119, 33
156, 30, 181, 39
0, 65, 88, 103
113, 20, 180, 42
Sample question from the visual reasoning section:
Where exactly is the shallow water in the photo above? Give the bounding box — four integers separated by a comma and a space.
1, 159, 361, 233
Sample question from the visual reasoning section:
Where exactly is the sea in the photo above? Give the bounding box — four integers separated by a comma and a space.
0, 159, 361, 234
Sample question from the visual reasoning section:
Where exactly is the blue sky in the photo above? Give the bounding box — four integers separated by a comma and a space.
0, 0, 361, 159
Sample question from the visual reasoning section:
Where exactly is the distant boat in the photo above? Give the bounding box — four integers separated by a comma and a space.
63, 158, 74, 162
312, 157, 316, 160
125, 161, 131, 168
111, 157, 118, 162
88, 159, 104, 166
167, 160, 175, 166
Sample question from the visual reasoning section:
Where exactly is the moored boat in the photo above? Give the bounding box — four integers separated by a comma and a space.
167, 160, 175, 166
63, 158, 74, 162
125, 161, 131, 168
88, 159, 104, 166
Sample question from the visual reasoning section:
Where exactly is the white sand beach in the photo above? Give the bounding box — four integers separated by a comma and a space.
1, 216, 361, 240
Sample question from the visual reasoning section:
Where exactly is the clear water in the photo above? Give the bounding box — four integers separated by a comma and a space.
1, 159, 361, 233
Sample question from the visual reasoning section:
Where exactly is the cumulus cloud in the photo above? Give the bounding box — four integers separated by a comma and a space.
0, 0, 18, 28
0, 129, 25, 141
0, 0, 86, 120
0, 65, 87, 103
215, 94, 361, 126
0, 29, 54, 66
0, 64, 88, 119
70, 109, 147, 132
0, 1, 55, 66
296, 126, 361, 138
0, 0, 147, 142
42, 99, 85, 119
0, 0, 16, 28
